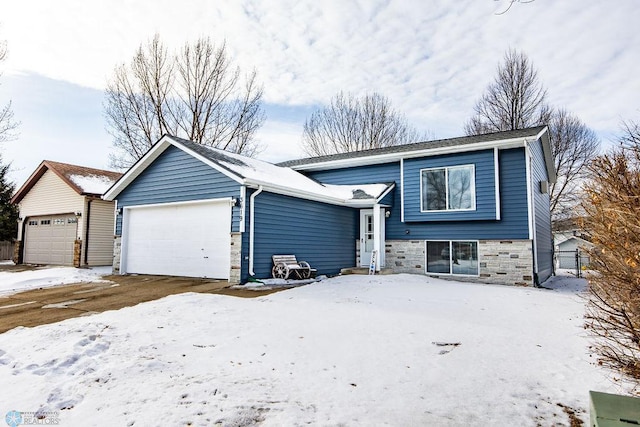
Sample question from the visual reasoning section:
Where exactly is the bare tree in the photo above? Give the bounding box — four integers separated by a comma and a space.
466, 49, 602, 220
494, 0, 535, 15
0, 39, 18, 143
105, 34, 265, 169
465, 49, 551, 135
583, 120, 640, 395
549, 109, 600, 220
302, 92, 427, 156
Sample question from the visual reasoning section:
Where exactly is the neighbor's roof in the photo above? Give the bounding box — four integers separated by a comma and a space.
104, 135, 394, 207
11, 160, 123, 204
278, 126, 554, 182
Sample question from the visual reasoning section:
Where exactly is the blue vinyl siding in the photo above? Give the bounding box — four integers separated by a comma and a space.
397, 149, 528, 240
403, 150, 496, 221
305, 149, 530, 241
306, 162, 403, 238
308, 148, 529, 240
529, 139, 553, 283
249, 191, 357, 280
114, 145, 241, 235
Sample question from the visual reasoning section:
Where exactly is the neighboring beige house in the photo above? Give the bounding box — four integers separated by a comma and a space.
11, 160, 122, 267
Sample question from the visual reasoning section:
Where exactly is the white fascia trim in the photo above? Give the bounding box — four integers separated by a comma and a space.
103, 135, 244, 201
289, 137, 529, 172
400, 158, 405, 223
169, 138, 244, 184
375, 183, 396, 203
113, 200, 118, 236
524, 142, 535, 242
244, 179, 344, 205
122, 197, 233, 211
494, 147, 501, 221
243, 179, 381, 208
531, 126, 556, 184
239, 186, 246, 233
104, 138, 172, 200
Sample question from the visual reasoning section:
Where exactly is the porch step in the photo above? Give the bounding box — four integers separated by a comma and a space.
340, 267, 394, 275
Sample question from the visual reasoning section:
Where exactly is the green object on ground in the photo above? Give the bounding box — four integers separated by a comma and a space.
590, 390, 640, 427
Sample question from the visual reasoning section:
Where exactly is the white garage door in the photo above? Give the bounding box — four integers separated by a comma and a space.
123, 200, 231, 279
24, 214, 78, 265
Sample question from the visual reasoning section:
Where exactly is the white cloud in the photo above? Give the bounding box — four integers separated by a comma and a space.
0, 0, 638, 173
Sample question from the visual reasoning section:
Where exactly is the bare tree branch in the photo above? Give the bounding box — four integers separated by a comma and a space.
465, 49, 551, 135
466, 49, 600, 221
105, 34, 265, 169
302, 92, 428, 156
548, 109, 600, 220
0, 39, 19, 144
494, 0, 535, 15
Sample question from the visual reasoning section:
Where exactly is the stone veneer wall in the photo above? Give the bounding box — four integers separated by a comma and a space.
12, 240, 22, 264
478, 239, 533, 286
385, 240, 426, 274
384, 239, 534, 286
229, 232, 242, 284
112, 236, 121, 273
73, 239, 82, 268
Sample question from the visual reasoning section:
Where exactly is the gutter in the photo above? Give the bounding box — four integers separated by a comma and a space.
248, 185, 263, 276
243, 179, 391, 209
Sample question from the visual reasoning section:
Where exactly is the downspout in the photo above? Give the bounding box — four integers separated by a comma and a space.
248, 185, 263, 276
84, 198, 92, 265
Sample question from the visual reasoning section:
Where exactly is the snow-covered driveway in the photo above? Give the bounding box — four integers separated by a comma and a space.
0, 274, 612, 426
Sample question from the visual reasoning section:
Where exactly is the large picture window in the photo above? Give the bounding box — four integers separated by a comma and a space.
421, 165, 475, 212
426, 241, 479, 276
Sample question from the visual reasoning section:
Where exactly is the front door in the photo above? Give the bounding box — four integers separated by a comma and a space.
360, 210, 374, 267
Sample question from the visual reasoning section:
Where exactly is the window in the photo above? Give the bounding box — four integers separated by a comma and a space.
67, 217, 78, 224
421, 165, 475, 211
53, 218, 65, 225
426, 241, 478, 276
28, 220, 38, 226
40, 219, 51, 225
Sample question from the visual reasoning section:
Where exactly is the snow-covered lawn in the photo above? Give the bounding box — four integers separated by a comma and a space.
0, 263, 112, 296
0, 273, 613, 426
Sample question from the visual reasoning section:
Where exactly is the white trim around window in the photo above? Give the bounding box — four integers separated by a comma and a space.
425, 240, 480, 277
420, 164, 476, 213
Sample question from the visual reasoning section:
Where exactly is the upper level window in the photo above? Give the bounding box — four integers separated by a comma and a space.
421, 165, 475, 212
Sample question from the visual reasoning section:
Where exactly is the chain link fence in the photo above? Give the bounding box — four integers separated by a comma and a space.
556, 249, 591, 277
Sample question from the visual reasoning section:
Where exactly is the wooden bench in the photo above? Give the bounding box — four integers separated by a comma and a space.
272, 255, 313, 280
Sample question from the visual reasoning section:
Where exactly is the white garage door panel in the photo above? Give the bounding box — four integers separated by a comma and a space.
124, 201, 231, 279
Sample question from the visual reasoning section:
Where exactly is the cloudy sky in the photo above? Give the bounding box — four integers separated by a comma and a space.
0, 0, 638, 185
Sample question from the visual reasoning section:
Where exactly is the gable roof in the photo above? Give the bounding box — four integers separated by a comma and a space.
279, 126, 555, 183
103, 135, 394, 207
11, 160, 123, 204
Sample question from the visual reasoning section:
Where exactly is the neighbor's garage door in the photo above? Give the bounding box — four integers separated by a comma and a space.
24, 214, 77, 265
123, 201, 231, 279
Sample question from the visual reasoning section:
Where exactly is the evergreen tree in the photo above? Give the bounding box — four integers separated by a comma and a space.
0, 157, 17, 241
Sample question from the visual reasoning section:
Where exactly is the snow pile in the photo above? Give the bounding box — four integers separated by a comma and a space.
0, 274, 614, 425
0, 266, 111, 296
68, 174, 117, 195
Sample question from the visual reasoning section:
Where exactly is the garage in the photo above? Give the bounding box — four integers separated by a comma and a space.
122, 200, 232, 279
24, 214, 78, 265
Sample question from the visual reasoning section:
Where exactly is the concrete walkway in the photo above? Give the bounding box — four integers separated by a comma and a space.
0, 274, 278, 333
